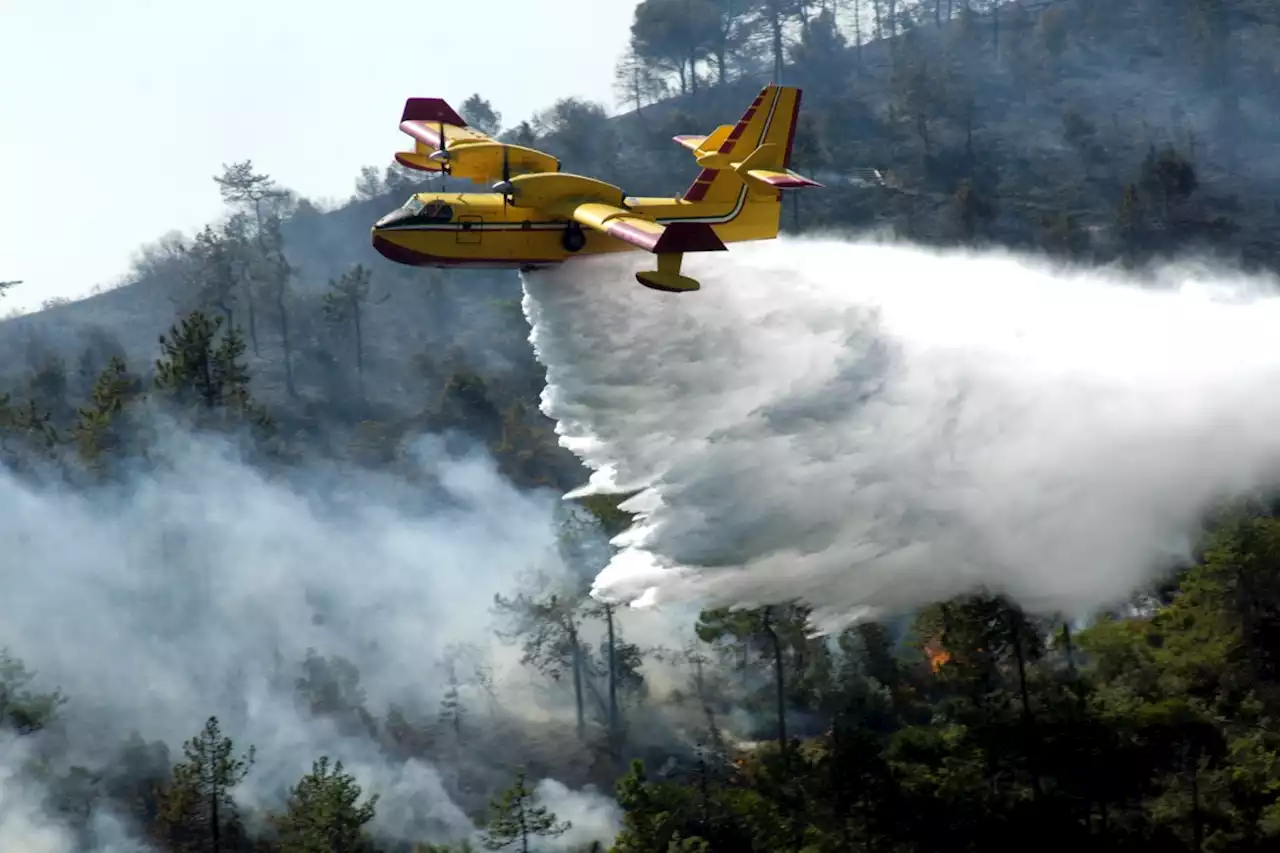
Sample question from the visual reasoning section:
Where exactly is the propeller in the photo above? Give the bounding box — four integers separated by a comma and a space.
427, 119, 450, 178
493, 144, 515, 211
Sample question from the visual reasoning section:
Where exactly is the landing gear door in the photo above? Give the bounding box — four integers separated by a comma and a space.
457, 215, 482, 245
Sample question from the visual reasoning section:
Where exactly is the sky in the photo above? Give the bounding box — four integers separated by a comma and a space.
0, 0, 640, 313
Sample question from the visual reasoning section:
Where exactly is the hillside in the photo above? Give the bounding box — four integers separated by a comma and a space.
2, 2, 1280, 852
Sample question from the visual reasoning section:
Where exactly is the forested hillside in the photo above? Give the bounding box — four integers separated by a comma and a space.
3, 1, 1280, 851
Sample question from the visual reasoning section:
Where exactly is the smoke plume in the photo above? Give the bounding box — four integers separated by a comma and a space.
522, 236, 1280, 633
0, 424, 620, 850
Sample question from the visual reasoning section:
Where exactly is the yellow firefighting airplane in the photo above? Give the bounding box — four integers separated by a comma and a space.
370, 84, 821, 293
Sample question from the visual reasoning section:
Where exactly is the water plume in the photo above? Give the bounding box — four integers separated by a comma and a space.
522, 236, 1280, 632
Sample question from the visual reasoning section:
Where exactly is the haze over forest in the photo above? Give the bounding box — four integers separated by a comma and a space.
3, 1, 1280, 852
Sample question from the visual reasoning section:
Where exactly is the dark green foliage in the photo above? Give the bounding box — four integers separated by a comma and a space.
154, 311, 251, 411
154, 716, 255, 853
480, 770, 570, 852
271, 756, 379, 853
5, 6, 1280, 853
73, 355, 142, 470
323, 263, 387, 401
295, 649, 379, 740
460, 94, 503, 136
0, 648, 66, 735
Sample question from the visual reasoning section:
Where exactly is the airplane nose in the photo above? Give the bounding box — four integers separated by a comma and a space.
374, 208, 414, 229
371, 232, 433, 266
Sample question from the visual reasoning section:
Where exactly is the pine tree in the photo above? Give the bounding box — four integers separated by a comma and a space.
322, 264, 387, 401
153, 310, 271, 433
72, 355, 141, 471
154, 716, 255, 853
271, 756, 379, 853
480, 770, 570, 852
438, 658, 463, 740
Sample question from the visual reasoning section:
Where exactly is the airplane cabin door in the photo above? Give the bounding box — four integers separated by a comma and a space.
457, 215, 482, 244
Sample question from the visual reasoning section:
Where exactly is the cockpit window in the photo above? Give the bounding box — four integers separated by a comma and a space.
402, 196, 425, 215
421, 200, 453, 222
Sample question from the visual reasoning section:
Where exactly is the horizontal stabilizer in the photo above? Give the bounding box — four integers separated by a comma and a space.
394, 151, 446, 173
673, 134, 708, 152
744, 169, 824, 189
673, 124, 734, 157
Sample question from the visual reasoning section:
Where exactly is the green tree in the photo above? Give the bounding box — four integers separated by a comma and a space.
354, 165, 385, 200
213, 160, 285, 354
295, 649, 379, 740
460, 94, 502, 136
271, 756, 379, 853
953, 178, 995, 242
436, 649, 470, 742
185, 224, 240, 330
322, 263, 387, 401
480, 770, 570, 852
0, 394, 59, 469
258, 211, 297, 398
493, 574, 593, 740
610, 759, 703, 852
531, 98, 618, 171
630, 0, 722, 96
72, 355, 142, 472
154, 310, 260, 422
696, 604, 815, 756
613, 45, 669, 116
751, 0, 803, 82
0, 649, 66, 735
789, 6, 848, 85
154, 716, 255, 853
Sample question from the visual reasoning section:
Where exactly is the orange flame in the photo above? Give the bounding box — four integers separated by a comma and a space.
924, 640, 951, 672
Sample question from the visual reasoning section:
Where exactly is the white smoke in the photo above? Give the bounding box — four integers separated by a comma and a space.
521, 236, 1280, 633
0, 423, 620, 849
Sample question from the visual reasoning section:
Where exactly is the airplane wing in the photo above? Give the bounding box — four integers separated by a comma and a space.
548, 199, 727, 255
502, 170, 724, 293
395, 98, 559, 183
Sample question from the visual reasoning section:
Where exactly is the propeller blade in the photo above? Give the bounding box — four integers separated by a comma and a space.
437, 120, 449, 175
502, 145, 510, 211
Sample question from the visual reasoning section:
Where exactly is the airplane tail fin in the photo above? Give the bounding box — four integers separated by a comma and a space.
676, 84, 822, 204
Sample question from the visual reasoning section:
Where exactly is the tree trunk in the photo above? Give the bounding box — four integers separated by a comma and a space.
519, 797, 529, 853
606, 604, 618, 743
210, 779, 220, 853
353, 302, 365, 401
1190, 743, 1203, 852
246, 203, 263, 355
569, 622, 585, 740
1009, 615, 1042, 802
1061, 621, 1076, 675
275, 285, 296, 398
761, 608, 787, 753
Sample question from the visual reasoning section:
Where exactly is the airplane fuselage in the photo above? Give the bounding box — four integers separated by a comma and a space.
370, 186, 782, 271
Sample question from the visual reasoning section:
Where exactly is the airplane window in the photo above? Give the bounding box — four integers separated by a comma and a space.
420, 202, 453, 222
403, 196, 425, 215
